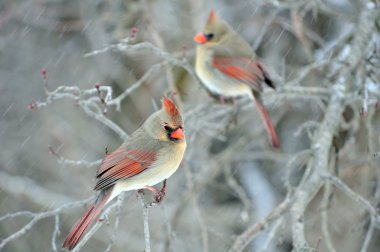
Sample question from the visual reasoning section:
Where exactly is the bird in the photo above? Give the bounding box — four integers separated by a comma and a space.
193, 10, 280, 148
62, 97, 186, 250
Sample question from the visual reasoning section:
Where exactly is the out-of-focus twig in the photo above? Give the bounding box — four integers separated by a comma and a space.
29, 84, 128, 140
0, 198, 93, 251
182, 135, 209, 252
0, 171, 74, 207
138, 191, 152, 252
259, 217, 284, 252
321, 176, 337, 252
107, 62, 166, 111
290, 4, 379, 250
84, 41, 199, 84
72, 194, 125, 252
321, 174, 380, 224
228, 196, 291, 252
51, 214, 60, 252
224, 165, 251, 221
48, 146, 102, 168
360, 215, 376, 252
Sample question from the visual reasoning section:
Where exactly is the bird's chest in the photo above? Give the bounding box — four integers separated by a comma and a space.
144, 141, 186, 185
195, 48, 250, 97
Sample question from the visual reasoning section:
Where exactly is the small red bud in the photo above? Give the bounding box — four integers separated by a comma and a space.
27, 103, 36, 110
130, 27, 138, 39
131, 27, 138, 34
48, 146, 55, 155
41, 68, 47, 80
95, 82, 101, 89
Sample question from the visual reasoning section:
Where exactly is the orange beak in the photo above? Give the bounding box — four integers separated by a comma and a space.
194, 33, 207, 44
170, 128, 185, 140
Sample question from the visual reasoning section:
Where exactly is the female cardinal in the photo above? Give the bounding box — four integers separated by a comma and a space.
194, 10, 280, 148
62, 97, 186, 250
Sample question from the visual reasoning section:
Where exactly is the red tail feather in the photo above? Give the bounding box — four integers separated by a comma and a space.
62, 189, 112, 250
252, 95, 280, 149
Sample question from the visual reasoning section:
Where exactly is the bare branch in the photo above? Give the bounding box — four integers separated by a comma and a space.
321, 174, 380, 224
138, 191, 151, 252
0, 171, 74, 207
107, 62, 166, 111
224, 165, 251, 221
321, 182, 337, 252
85, 40, 199, 84
48, 146, 102, 168
360, 216, 376, 252
30, 84, 128, 140
104, 194, 125, 252
229, 196, 291, 252
259, 217, 284, 252
79, 101, 128, 140
51, 214, 60, 252
0, 198, 92, 250
182, 134, 209, 252
72, 194, 124, 252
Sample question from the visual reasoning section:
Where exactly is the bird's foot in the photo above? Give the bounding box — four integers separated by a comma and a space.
154, 190, 165, 203
135, 189, 145, 198
219, 95, 225, 104
154, 179, 167, 203
225, 98, 239, 132
144, 179, 167, 204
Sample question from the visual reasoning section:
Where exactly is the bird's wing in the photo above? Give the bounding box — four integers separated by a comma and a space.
212, 56, 274, 92
94, 145, 158, 191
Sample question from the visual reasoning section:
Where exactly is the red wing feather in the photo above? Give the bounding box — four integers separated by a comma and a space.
94, 147, 157, 191
212, 57, 268, 92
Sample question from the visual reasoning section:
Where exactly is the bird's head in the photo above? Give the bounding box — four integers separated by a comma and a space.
193, 10, 232, 45
144, 97, 185, 143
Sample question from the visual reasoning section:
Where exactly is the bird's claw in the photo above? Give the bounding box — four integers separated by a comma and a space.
154, 191, 165, 203
154, 180, 167, 203
135, 189, 145, 198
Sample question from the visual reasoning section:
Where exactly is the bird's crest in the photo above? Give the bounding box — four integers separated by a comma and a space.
208, 9, 216, 23
161, 97, 180, 118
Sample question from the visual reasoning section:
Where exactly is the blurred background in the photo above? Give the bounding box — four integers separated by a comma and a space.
1, 0, 379, 251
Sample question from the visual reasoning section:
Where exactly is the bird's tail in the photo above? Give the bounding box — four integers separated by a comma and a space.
62, 187, 112, 250
251, 93, 280, 149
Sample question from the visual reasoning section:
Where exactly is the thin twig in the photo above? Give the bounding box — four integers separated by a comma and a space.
183, 134, 209, 252
161, 204, 175, 252
48, 146, 102, 168
0, 171, 74, 207
85, 41, 198, 84
259, 217, 284, 252
0, 211, 35, 222
104, 194, 125, 252
72, 194, 124, 252
360, 216, 376, 252
138, 191, 151, 252
51, 214, 60, 252
224, 166, 251, 221
108, 62, 166, 111
321, 174, 380, 224
0, 198, 93, 250
228, 196, 291, 252
321, 182, 336, 252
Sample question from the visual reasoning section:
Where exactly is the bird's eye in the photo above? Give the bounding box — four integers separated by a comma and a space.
164, 125, 172, 132
205, 33, 214, 40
